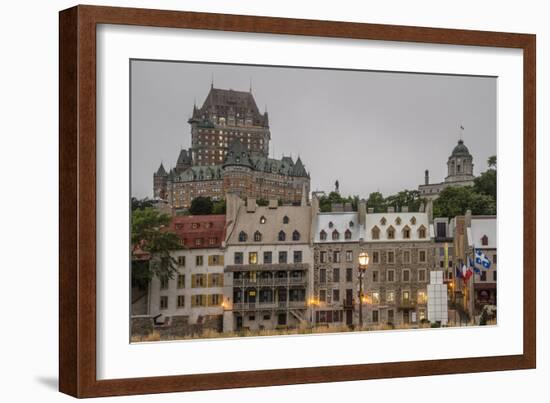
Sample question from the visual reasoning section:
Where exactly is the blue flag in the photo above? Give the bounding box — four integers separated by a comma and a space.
475, 249, 491, 269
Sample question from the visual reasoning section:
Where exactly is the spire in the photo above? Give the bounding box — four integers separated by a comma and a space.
155, 162, 167, 176
211, 73, 214, 89
249, 77, 252, 93
459, 124, 464, 141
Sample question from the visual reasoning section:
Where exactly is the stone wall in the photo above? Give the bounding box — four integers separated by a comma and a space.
132, 315, 223, 339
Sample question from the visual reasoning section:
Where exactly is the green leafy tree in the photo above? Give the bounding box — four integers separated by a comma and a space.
487, 155, 497, 169
385, 190, 424, 212
318, 192, 359, 212
189, 196, 214, 215
433, 186, 496, 218
366, 192, 386, 213
212, 199, 227, 214
474, 169, 497, 200
131, 208, 181, 288
131, 197, 154, 211
256, 198, 269, 207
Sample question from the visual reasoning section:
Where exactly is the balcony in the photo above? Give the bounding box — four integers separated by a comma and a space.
232, 300, 306, 310
232, 276, 307, 287
226, 263, 310, 272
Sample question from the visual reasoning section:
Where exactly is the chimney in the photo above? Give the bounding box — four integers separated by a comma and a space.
426, 199, 434, 223
331, 203, 344, 212
268, 199, 278, 209
367, 207, 374, 214
419, 202, 425, 213
465, 209, 472, 227
246, 198, 256, 213
311, 195, 320, 214
402, 206, 409, 213
425, 169, 429, 185
358, 199, 367, 226
344, 202, 353, 212
387, 206, 395, 213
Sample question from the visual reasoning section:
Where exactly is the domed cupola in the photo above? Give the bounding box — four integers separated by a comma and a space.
445, 139, 474, 183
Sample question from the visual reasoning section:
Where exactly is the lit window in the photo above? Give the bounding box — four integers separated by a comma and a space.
249, 252, 258, 265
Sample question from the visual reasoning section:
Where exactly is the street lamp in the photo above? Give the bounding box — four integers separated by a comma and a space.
358, 251, 370, 328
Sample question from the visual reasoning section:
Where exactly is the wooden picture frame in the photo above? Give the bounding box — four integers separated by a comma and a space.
59, 4, 536, 398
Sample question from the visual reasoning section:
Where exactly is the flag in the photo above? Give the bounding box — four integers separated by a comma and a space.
455, 264, 462, 279
462, 263, 473, 283
475, 249, 492, 269
469, 256, 480, 274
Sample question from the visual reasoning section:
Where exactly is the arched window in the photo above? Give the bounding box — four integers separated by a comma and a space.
292, 230, 300, 241
371, 226, 380, 240
387, 226, 395, 240
345, 229, 352, 240
410, 216, 416, 225
283, 215, 289, 224
254, 231, 262, 242
238, 231, 247, 242
332, 230, 340, 241
320, 230, 327, 241
395, 217, 402, 225
481, 235, 489, 246
259, 216, 266, 224
380, 217, 387, 226
402, 225, 411, 239
328, 221, 334, 228
349, 221, 354, 227
278, 231, 286, 241
418, 225, 427, 239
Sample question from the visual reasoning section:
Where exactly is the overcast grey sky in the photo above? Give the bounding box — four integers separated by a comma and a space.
131, 60, 496, 199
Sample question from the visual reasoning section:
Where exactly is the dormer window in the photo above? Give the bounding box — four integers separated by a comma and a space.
292, 230, 301, 241
371, 226, 380, 240
260, 216, 266, 224
410, 216, 417, 225
349, 221, 354, 227
418, 225, 427, 239
332, 230, 340, 241
402, 226, 411, 239
380, 217, 386, 225
238, 231, 247, 242
320, 230, 327, 241
345, 229, 352, 240
328, 221, 334, 228
481, 235, 489, 246
283, 215, 290, 224
395, 217, 402, 225
278, 231, 286, 242
387, 226, 395, 240
254, 231, 262, 242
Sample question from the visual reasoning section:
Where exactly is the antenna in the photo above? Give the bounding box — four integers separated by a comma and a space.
459, 124, 465, 141
249, 77, 252, 93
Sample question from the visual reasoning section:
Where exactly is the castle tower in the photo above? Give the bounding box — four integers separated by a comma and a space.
175, 148, 192, 173
222, 140, 254, 199
153, 163, 168, 200
445, 139, 475, 183
188, 85, 271, 166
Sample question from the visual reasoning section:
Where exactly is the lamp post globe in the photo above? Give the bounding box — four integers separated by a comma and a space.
357, 250, 369, 329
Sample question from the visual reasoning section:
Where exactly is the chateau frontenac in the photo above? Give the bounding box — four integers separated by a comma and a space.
153, 84, 311, 209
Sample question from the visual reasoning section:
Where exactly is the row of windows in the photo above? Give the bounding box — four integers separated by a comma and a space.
319, 229, 352, 241
160, 273, 224, 289
319, 267, 355, 283
177, 255, 224, 267
319, 250, 354, 264
239, 229, 300, 242
159, 293, 223, 309
371, 225, 427, 240
316, 289, 428, 305
371, 250, 428, 264
317, 267, 428, 284
234, 250, 303, 265
378, 216, 418, 226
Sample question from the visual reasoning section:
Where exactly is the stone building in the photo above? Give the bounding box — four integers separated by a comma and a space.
453, 212, 497, 319
222, 194, 313, 332
145, 215, 227, 336
153, 85, 310, 209
311, 199, 366, 327
418, 139, 476, 200
362, 207, 436, 326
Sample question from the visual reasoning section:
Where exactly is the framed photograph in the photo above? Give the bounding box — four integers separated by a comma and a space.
59, 5, 536, 397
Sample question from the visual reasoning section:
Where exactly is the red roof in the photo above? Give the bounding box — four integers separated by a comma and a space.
169, 215, 226, 249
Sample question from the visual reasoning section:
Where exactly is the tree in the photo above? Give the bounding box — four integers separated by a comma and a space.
487, 155, 497, 169
318, 191, 359, 212
385, 190, 424, 212
131, 208, 181, 288
433, 186, 496, 218
366, 192, 386, 213
131, 197, 154, 211
474, 169, 497, 200
189, 196, 214, 215
212, 199, 227, 214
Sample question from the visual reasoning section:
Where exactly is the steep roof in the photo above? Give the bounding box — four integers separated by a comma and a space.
154, 163, 167, 176
172, 165, 223, 181
176, 149, 192, 165
364, 212, 433, 242
192, 86, 268, 127
169, 215, 226, 249
227, 205, 312, 245
223, 140, 254, 168
468, 216, 496, 249
313, 212, 364, 243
